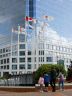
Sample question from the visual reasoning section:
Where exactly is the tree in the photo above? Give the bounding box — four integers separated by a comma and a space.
66, 61, 72, 82
34, 64, 66, 83
3, 72, 11, 85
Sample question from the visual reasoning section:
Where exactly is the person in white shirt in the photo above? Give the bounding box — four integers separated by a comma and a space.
58, 72, 64, 91
38, 74, 44, 92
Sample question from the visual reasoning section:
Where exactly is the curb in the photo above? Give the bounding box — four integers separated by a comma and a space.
0, 84, 72, 92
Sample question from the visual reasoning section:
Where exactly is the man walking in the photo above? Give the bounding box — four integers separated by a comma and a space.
50, 68, 57, 92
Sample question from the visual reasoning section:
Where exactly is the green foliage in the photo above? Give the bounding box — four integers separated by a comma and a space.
34, 64, 66, 83
66, 66, 72, 81
3, 72, 11, 79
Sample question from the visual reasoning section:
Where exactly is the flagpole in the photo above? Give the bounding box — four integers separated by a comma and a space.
25, 18, 28, 74
32, 22, 35, 73
31, 18, 38, 72
10, 27, 13, 75
17, 24, 20, 74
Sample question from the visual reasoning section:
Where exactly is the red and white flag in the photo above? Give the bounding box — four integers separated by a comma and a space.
18, 25, 26, 33
24, 16, 33, 21
20, 26, 22, 32
32, 19, 37, 24
43, 15, 54, 21
12, 26, 25, 34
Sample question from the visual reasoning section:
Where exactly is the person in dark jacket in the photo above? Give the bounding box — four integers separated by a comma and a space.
50, 68, 57, 92
44, 72, 50, 92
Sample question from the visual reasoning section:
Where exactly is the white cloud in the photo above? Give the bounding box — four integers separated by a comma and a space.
37, 25, 72, 46
26, 22, 72, 47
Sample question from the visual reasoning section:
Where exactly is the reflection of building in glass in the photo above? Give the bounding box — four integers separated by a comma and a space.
0, 0, 36, 35
11, 0, 36, 27
0, 0, 36, 76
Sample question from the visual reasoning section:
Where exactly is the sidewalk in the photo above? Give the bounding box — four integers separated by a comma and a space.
0, 89, 72, 96
0, 82, 72, 92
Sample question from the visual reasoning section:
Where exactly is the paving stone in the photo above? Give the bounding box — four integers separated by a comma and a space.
0, 90, 72, 96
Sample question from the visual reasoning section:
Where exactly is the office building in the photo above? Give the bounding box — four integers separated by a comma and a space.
0, 0, 72, 77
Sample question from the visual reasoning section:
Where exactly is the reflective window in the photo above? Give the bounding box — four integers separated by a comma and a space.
19, 34, 25, 42
27, 57, 31, 62
19, 44, 25, 49
7, 58, 9, 63
19, 51, 25, 56
39, 57, 40, 62
12, 51, 18, 56
1, 66, 3, 69
4, 65, 6, 69
19, 64, 25, 69
35, 57, 36, 62
0, 49, 2, 54
19, 58, 25, 62
46, 44, 49, 49
27, 64, 31, 69
0, 55, 2, 58
3, 48, 5, 53
46, 57, 53, 62
12, 58, 17, 63
3, 54, 5, 57
7, 65, 9, 69
34, 64, 36, 69
39, 50, 44, 55
4, 59, 6, 64
12, 45, 17, 51
28, 51, 31, 55
12, 72, 17, 75
12, 65, 17, 70
1, 60, 3, 64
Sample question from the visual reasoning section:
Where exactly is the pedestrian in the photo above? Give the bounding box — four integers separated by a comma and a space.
50, 68, 57, 92
58, 72, 64, 91
44, 72, 50, 92
38, 74, 44, 92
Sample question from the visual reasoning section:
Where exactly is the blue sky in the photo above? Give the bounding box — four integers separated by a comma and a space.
0, 0, 25, 36
37, 0, 72, 39
0, 0, 72, 40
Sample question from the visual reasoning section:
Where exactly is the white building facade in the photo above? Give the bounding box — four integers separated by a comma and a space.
0, 23, 72, 77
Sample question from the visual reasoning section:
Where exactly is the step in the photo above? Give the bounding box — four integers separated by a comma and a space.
0, 84, 72, 92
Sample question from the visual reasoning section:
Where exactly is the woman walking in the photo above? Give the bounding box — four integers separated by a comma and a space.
58, 72, 64, 91
38, 74, 44, 92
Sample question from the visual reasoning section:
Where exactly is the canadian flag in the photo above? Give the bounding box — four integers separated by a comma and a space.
25, 16, 33, 21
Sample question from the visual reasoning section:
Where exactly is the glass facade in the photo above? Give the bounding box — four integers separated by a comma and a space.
26, 0, 36, 18
0, 0, 37, 39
